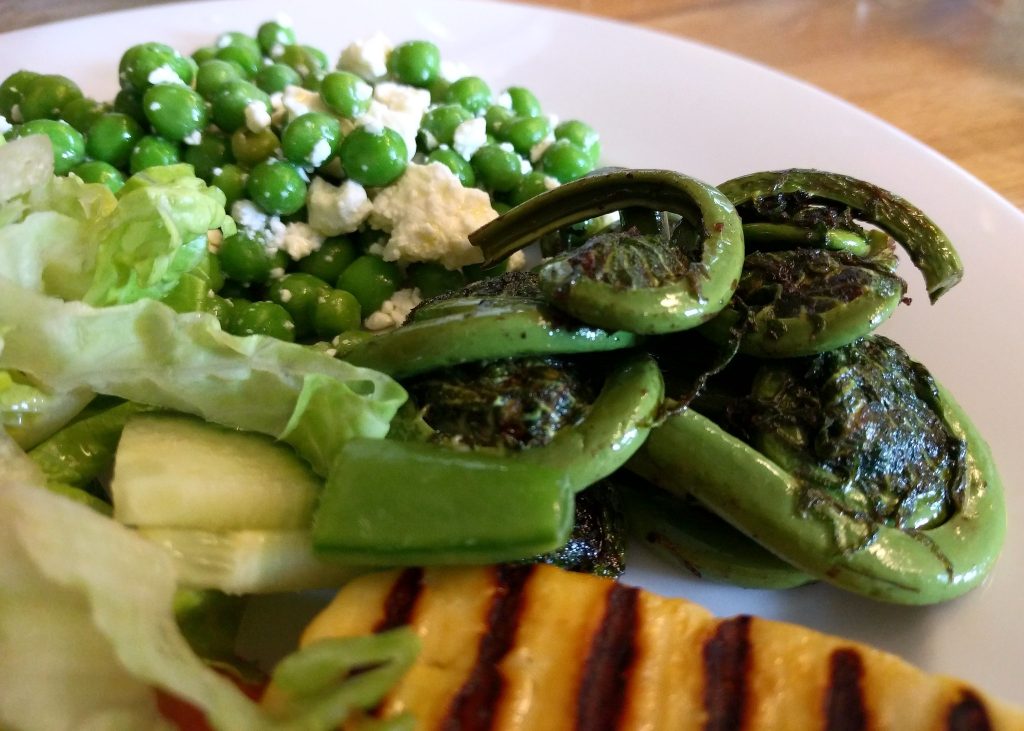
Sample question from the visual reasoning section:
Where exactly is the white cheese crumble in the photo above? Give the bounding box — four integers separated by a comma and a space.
230, 199, 287, 252
147, 65, 185, 86
364, 287, 422, 331
506, 250, 527, 271
367, 162, 497, 269
0, 115, 11, 135
244, 101, 272, 133
337, 32, 393, 81
307, 138, 333, 167
279, 222, 324, 260
306, 177, 373, 235
452, 117, 486, 160
183, 129, 202, 146
281, 85, 330, 122
496, 92, 513, 109
530, 132, 555, 162
357, 82, 431, 159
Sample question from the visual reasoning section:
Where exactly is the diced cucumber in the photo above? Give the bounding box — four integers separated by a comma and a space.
141, 528, 364, 594
111, 413, 321, 531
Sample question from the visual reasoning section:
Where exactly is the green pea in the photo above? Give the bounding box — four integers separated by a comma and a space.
218, 230, 284, 284
302, 45, 330, 72
214, 31, 262, 58
504, 86, 542, 117
16, 119, 85, 175
509, 170, 558, 206
294, 236, 359, 282
211, 80, 271, 133
255, 63, 302, 95
418, 104, 472, 149
0, 70, 40, 120
215, 45, 262, 79
331, 329, 374, 353
267, 272, 329, 335
129, 135, 181, 174
196, 59, 245, 99
555, 120, 600, 164
210, 163, 247, 207
407, 261, 465, 299
191, 46, 218, 65
336, 255, 400, 314
71, 161, 126, 193
183, 132, 234, 180
541, 138, 593, 183
143, 84, 208, 143
113, 89, 147, 125
229, 126, 278, 167
499, 115, 552, 156
339, 126, 407, 187
275, 45, 322, 77
60, 97, 108, 134
319, 71, 372, 118
257, 20, 298, 55
246, 159, 308, 215
19, 74, 82, 121
230, 300, 295, 341
281, 112, 341, 168
203, 294, 235, 327
484, 104, 515, 136
119, 42, 195, 91
471, 143, 525, 193
386, 40, 441, 87
427, 148, 475, 187
86, 112, 144, 168
314, 288, 361, 337
445, 76, 492, 116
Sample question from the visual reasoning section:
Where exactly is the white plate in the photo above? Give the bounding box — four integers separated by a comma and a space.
3, 0, 1023, 707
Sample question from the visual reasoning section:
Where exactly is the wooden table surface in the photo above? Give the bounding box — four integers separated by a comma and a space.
3, 0, 1023, 210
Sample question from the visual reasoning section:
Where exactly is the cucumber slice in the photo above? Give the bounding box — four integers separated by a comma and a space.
111, 413, 321, 531
141, 529, 364, 594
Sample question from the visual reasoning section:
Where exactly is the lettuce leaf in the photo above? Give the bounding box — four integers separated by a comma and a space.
0, 280, 406, 474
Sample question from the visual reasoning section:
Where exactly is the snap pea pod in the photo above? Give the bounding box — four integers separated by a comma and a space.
338, 300, 637, 380
633, 373, 1004, 605
718, 169, 963, 303
470, 168, 744, 334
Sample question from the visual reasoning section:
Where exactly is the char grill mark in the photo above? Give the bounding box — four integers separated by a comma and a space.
441, 564, 535, 731
575, 582, 640, 731
948, 689, 993, 731
824, 648, 868, 731
703, 615, 752, 731
374, 567, 425, 632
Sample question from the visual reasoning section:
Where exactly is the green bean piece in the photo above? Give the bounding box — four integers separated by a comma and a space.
312, 438, 573, 564
60, 97, 108, 134
386, 40, 441, 88
619, 466, 812, 589
71, 161, 126, 193
0, 70, 40, 119
635, 336, 1005, 604
719, 169, 963, 303
129, 135, 180, 173
471, 168, 745, 335
246, 160, 308, 215
15, 119, 85, 175
86, 112, 144, 168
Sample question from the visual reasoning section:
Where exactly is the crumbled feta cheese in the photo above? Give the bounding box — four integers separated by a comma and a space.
147, 65, 184, 86
281, 84, 329, 122
498, 141, 515, 153
506, 250, 527, 271
364, 288, 422, 331
306, 177, 372, 235
420, 128, 439, 151
543, 174, 560, 191
269, 266, 286, 279
367, 162, 497, 269
496, 92, 513, 109
231, 199, 287, 252
206, 229, 223, 253
0, 116, 11, 135
356, 82, 431, 159
452, 117, 486, 161
279, 222, 324, 260
244, 101, 272, 133
148, 101, 162, 112
530, 132, 555, 162
278, 288, 293, 303
183, 129, 202, 146
211, 166, 224, 178
519, 156, 532, 174
337, 32, 392, 81
307, 138, 333, 167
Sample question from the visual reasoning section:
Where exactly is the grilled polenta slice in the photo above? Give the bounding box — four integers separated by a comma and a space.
294, 564, 1024, 730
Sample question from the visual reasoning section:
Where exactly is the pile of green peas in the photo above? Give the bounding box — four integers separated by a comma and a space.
0, 20, 602, 344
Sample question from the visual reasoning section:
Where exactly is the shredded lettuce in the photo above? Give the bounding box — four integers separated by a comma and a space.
0, 281, 406, 474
